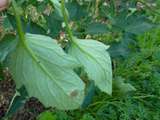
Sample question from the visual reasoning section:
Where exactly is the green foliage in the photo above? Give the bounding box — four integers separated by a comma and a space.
5, 87, 28, 117
37, 111, 57, 120
113, 76, 136, 95
0, 35, 17, 63
0, 63, 3, 81
68, 38, 112, 94
0, 0, 160, 119
86, 23, 108, 35
80, 113, 95, 120
6, 33, 85, 110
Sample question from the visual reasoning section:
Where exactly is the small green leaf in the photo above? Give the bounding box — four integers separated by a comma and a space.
37, 111, 57, 120
2, 17, 13, 31
81, 81, 95, 108
0, 35, 17, 63
45, 13, 62, 37
66, 1, 88, 21
80, 113, 95, 120
68, 38, 112, 95
6, 86, 28, 117
6, 33, 85, 110
86, 23, 108, 35
113, 77, 136, 94
0, 64, 3, 81
50, 0, 68, 20
125, 22, 154, 35
55, 111, 71, 120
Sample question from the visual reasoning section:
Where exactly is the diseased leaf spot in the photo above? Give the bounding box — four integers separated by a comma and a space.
70, 90, 78, 97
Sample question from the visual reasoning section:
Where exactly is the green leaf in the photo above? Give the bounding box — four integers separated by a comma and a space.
112, 12, 154, 35
86, 23, 108, 35
6, 33, 85, 110
45, 13, 62, 37
2, 17, 13, 31
113, 77, 136, 94
37, 111, 57, 120
55, 111, 71, 120
68, 38, 112, 95
6, 86, 28, 117
50, 0, 68, 20
0, 64, 3, 81
108, 33, 134, 58
66, 1, 88, 21
0, 35, 17, 63
125, 22, 154, 35
81, 81, 95, 108
80, 113, 95, 120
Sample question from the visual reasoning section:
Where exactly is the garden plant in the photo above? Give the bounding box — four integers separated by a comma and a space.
0, 0, 160, 120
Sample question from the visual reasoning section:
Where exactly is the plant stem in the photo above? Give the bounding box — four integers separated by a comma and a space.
12, 0, 25, 45
60, 0, 75, 43
95, 0, 100, 18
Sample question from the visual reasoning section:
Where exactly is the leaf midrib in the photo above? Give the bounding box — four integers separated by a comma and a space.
72, 40, 108, 85
20, 36, 69, 95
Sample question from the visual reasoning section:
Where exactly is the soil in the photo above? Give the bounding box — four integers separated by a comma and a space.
11, 98, 45, 120
0, 69, 45, 120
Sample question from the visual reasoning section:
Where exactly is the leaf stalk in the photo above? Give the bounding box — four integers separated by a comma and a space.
12, 0, 25, 45
60, 0, 76, 43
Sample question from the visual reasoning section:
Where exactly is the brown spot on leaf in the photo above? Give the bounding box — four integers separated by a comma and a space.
70, 90, 78, 97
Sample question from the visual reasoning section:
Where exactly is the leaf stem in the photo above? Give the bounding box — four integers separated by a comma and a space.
95, 0, 100, 18
60, 0, 75, 43
12, 1, 56, 85
12, 0, 25, 45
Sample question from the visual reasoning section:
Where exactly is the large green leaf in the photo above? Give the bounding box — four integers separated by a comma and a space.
68, 39, 112, 94
6, 33, 85, 110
